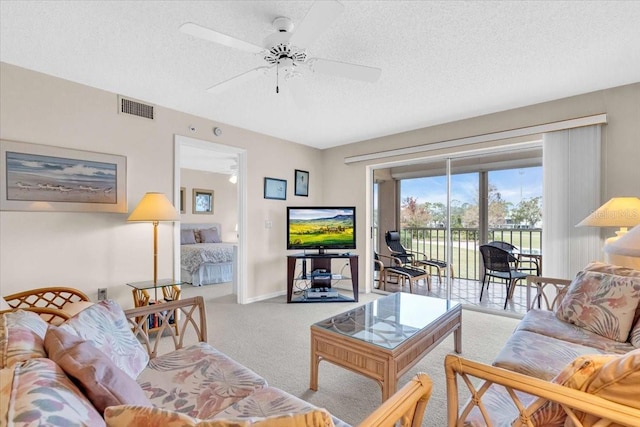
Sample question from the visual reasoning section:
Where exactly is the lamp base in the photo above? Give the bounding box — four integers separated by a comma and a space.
605, 253, 640, 269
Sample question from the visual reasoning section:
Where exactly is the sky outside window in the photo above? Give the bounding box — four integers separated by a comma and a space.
401, 166, 542, 207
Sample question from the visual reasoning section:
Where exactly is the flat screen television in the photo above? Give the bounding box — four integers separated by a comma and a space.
287, 206, 356, 254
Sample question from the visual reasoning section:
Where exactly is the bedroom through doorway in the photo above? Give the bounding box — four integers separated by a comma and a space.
174, 134, 246, 303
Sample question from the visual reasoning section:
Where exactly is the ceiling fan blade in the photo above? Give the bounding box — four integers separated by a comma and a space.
180, 22, 264, 54
207, 67, 272, 94
289, 0, 344, 47
308, 58, 382, 83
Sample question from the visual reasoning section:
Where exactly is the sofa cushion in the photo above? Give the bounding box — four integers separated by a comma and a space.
213, 386, 350, 427
492, 330, 607, 380
555, 270, 640, 342
456, 386, 537, 427
513, 353, 618, 427
60, 299, 149, 379
630, 317, 640, 348
0, 309, 48, 368
1, 358, 106, 426
137, 342, 267, 419
44, 324, 152, 414
104, 404, 336, 427
516, 309, 634, 354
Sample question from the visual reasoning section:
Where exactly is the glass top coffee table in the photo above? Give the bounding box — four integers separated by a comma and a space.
310, 292, 461, 401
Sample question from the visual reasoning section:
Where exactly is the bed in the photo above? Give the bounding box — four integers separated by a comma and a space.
180, 223, 236, 287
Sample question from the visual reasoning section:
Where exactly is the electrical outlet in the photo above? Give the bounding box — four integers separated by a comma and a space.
97, 288, 107, 301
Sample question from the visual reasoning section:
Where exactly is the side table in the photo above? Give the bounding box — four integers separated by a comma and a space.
127, 279, 183, 334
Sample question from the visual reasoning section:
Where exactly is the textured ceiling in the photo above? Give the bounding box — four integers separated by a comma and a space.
1, 1, 640, 149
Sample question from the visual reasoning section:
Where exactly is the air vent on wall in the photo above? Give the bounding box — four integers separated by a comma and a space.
118, 96, 154, 120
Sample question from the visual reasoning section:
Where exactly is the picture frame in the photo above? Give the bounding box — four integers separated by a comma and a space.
0, 139, 127, 213
295, 169, 309, 197
192, 188, 214, 214
179, 187, 186, 214
264, 177, 287, 200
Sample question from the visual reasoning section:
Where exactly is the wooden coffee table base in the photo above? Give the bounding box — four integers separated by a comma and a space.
310, 304, 461, 401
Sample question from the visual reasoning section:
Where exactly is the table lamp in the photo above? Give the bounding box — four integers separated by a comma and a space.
576, 197, 640, 244
128, 192, 180, 285
604, 224, 640, 269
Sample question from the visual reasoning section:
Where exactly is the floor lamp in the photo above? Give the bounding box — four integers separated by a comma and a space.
128, 192, 180, 296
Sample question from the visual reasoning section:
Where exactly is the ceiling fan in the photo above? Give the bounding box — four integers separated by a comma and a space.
179, 0, 381, 97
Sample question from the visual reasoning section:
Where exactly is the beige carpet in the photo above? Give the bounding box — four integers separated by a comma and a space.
181, 284, 520, 426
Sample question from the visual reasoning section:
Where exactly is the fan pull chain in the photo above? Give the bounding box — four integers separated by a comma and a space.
276, 60, 280, 94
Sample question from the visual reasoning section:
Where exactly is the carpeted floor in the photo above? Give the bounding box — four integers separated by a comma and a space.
181, 283, 520, 426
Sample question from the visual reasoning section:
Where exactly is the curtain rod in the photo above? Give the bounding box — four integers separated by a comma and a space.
344, 113, 607, 164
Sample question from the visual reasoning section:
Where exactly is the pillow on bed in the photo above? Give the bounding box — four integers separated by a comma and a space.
200, 228, 222, 243
181, 229, 197, 245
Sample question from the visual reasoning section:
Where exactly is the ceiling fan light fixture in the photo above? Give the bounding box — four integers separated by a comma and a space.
272, 16, 294, 33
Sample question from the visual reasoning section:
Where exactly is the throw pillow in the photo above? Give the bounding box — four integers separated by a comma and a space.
0, 309, 48, 368
582, 262, 640, 347
200, 227, 222, 243
5, 358, 106, 426
44, 324, 152, 414
555, 270, 640, 342
104, 405, 335, 427
512, 353, 618, 427
563, 348, 640, 427
60, 299, 149, 379
181, 229, 197, 245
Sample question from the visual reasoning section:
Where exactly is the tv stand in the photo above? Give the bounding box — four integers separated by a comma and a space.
287, 253, 358, 303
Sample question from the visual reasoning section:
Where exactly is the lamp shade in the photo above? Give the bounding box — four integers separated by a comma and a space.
576, 197, 640, 227
127, 192, 180, 222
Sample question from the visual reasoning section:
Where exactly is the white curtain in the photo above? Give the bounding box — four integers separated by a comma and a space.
543, 125, 602, 280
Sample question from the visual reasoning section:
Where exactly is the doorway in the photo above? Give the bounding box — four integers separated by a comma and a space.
174, 134, 247, 304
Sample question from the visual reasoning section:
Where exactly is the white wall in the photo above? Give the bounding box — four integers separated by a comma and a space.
0, 63, 322, 307
180, 169, 238, 242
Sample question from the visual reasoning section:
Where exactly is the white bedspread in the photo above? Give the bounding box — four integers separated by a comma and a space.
181, 243, 234, 275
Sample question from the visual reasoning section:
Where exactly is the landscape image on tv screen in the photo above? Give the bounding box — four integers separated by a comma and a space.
288, 207, 355, 250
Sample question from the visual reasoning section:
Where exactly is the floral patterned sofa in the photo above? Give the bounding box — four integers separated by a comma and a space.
446, 262, 640, 426
0, 294, 432, 427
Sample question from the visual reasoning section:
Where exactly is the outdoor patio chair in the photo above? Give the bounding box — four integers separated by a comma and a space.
479, 244, 528, 309
385, 230, 454, 282
488, 240, 540, 276
374, 252, 431, 293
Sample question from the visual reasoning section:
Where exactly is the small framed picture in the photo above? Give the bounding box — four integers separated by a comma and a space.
264, 177, 287, 200
295, 169, 309, 197
192, 188, 214, 214
179, 187, 186, 214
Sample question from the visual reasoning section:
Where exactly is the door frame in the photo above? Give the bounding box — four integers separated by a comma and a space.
174, 134, 247, 304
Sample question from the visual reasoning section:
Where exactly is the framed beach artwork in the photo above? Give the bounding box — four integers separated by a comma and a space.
0, 140, 127, 213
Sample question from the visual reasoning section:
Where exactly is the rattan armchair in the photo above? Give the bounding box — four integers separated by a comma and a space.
2, 286, 91, 323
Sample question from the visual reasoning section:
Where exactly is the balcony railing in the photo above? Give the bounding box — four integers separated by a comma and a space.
399, 227, 543, 280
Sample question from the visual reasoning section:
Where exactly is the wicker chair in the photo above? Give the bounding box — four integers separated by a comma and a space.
479, 245, 528, 309
2, 286, 92, 323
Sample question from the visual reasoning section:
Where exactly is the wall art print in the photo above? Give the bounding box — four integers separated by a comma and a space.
0, 140, 127, 213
